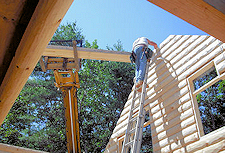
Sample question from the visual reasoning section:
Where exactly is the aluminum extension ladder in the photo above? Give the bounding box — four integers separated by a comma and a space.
121, 61, 150, 153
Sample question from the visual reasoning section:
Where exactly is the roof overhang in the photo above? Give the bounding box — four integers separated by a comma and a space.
147, 0, 225, 43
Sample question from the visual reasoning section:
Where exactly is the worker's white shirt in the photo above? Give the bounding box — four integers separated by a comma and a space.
132, 37, 148, 50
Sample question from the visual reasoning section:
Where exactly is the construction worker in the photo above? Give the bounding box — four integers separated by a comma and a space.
132, 37, 158, 92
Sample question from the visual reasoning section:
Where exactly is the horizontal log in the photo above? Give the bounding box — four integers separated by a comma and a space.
164, 35, 201, 62
159, 35, 176, 50
175, 40, 223, 77
169, 36, 211, 66
186, 126, 225, 152
0, 143, 47, 153
214, 49, 225, 64
152, 116, 196, 144
153, 124, 198, 151
104, 138, 118, 153
172, 132, 199, 153
174, 37, 219, 71
146, 79, 188, 110
159, 35, 183, 55
114, 82, 191, 138
162, 35, 192, 58
151, 100, 192, 129
152, 106, 193, 132
217, 61, 225, 74
105, 144, 117, 153
47, 62, 75, 69
117, 88, 190, 135
194, 140, 225, 153
152, 107, 194, 137
150, 95, 189, 124
43, 45, 131, 63
175, 43, 224, 82
155, 132, 199, 153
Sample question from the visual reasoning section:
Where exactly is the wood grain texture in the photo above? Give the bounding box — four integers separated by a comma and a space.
43, 45, 131, 63
0, 0, 73, 125
147, 0, 225, 43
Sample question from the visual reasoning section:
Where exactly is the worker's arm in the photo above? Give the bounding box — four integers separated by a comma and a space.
147, 39, 158, 49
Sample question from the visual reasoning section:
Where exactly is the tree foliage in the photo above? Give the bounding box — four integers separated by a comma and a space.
0, 22, 135, 152
78, 40, 135, 152
0, 67, 67, 152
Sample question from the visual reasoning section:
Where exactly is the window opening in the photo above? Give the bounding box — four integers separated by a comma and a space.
193, 66, 218, 90
196, 79, 225, 135
188, 61, 225, 136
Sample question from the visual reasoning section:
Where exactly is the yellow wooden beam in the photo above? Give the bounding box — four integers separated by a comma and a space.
43, 45, 131, 63
147, 0, 225, 43
0, 0, 74, 125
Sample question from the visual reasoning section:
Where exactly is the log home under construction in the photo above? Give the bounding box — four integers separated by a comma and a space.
104, 35, 225, 153
0, 0, 224, 152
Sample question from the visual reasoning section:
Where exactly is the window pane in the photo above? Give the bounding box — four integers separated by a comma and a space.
196, 80, 225, 135
193, 66, 218, 90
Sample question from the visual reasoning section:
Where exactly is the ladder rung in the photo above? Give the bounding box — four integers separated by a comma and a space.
132, 104, 140, 111
132, 96, 139, 102
134, 86, 141, 91
125, 140, 134, 147
129, 128, 136, 134
129, 116, 138, 123
129, 114, 144, 123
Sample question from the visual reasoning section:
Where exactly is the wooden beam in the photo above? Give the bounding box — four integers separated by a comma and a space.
0, 0, 74, 125
43, 45, 131, 63
0, 143, 47, 153
0, 0, 27, 66
147, 0, 225, 43
72, 40, 80, 71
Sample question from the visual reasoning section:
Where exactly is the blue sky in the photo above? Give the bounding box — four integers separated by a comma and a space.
61, 0, 208, 51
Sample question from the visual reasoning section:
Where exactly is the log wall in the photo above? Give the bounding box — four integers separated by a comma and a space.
104, 35, 225, 153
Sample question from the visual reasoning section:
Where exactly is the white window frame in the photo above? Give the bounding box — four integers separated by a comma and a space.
187, 60, 225, 137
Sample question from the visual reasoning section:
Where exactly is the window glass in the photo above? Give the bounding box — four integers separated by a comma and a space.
196, 79, 225, 134
193, 66, 218, 90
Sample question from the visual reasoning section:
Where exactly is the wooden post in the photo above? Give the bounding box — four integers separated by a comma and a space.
73, 41, 80, 71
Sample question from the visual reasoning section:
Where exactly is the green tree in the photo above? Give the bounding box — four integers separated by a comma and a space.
78, 40, 135, 152
0, 22, 84, 152
0, 22, 136, 153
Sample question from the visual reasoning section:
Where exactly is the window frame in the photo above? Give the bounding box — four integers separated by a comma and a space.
187, 60, 225, 137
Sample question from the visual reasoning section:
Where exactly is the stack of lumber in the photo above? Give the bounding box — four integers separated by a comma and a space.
104, 35, 225, 153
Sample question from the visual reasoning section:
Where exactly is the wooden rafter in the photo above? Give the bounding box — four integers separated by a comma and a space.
0, 0, 74, 125
147, 0, 225, 43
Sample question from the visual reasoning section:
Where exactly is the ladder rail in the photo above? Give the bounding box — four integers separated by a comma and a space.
121, 82, 139, 153
132, 62, 149, 153
121, 62, 150, 153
